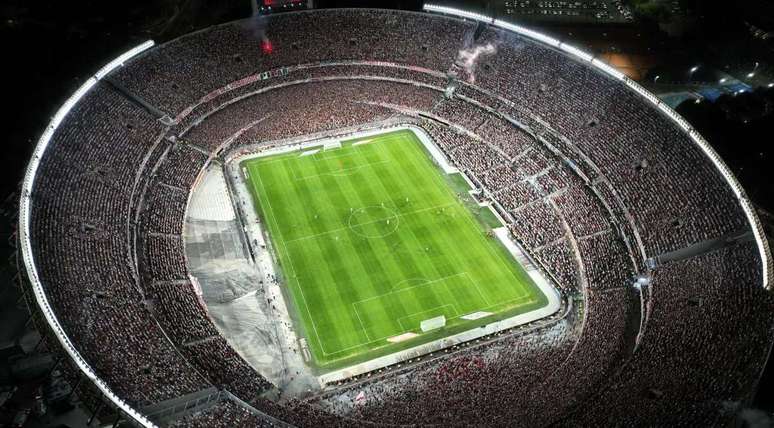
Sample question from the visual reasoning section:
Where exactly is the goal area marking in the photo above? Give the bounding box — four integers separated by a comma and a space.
237, 125, 560, 368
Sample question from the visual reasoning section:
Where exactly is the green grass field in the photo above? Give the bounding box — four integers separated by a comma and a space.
243, 129, 548, 369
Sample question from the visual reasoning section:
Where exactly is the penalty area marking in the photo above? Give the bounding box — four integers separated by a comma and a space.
292, 159, 389, 181
396, 304, 459, 332
352, 272, 467, 306
330, 278, 533, 357
353, 305, 373, 342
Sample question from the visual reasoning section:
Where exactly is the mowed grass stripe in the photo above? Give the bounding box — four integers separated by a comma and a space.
342, 141, 436, 341
275, 155, 377, 353
244, 129, 549, 368
299, 151, 387, 352
249, 164, 336, 354
279, 157, 360, 354
363, 141, 457, 308
362, 138, 487, 333
260, 160, 356, 353
382, 151, 485, 321
391, 138, 530, 307
307, 153, 396, 350
347, 141, 449, 338
351, 143, 447, 305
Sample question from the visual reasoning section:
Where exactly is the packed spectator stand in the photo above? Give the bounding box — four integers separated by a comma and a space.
18, 7, 774, 427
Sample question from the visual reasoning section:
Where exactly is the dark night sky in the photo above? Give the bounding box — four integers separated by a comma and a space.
2, 0, 773, 208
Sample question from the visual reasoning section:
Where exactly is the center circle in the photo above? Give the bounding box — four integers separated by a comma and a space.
347, 206, 399, 239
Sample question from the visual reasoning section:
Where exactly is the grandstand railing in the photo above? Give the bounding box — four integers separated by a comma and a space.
424, 3, 773, 290
18, 41, 158, 428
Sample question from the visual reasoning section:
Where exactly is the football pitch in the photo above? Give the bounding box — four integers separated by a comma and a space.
243, 128, 549, 368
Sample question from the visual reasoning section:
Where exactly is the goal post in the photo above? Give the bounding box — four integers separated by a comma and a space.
420, 315, 446, 332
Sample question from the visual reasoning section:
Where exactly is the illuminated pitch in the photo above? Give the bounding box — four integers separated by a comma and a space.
242, 128, 552, 369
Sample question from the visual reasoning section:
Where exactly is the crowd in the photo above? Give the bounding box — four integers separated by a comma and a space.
144, 281, 219, 345
316, 287, 634, 427
537, 239, 580, 293
481, 164, 523, 193
510, 200, 567, 248
169, 398, 276, 428
140, 180, 188, 235
181, 337, 274, 401
111, 9, 471, 117
430, 98, 490, 131
470, 25, 749, 256
176, 63, 447, 134
185, 79, 440, 152
155, 143, 209, 189
553, 185, 610, 237
568, 241, 774, 424
576, 231, 635, 290
141, 234, 188, 281
476, 115, 537, 159
29, 85, 213, 407
23, 9, 772, 427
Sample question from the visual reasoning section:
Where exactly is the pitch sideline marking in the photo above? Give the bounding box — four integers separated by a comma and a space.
251, 165, 331, 358
293, 159, 389, 181
327, 294, 536, 358
462, 272, 492, 307
253, 146, 459, 358
249, 132, 544, 362
316, 131, 540, 356
352, 304, 373, 342
416, 139, 542, 306
352, 272, 467, 306
322, 134, 534, 354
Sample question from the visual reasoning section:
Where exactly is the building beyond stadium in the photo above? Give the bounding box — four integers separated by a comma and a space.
17, 5, 774, 427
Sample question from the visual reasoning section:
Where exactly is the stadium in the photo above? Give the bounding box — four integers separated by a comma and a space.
16, 4, 774, 427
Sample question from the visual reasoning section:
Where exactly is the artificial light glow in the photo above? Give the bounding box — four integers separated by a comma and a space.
423, 5, 772, 288
19, 41, 158, 428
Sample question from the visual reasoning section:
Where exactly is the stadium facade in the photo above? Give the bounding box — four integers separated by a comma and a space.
17, 5, 774, 427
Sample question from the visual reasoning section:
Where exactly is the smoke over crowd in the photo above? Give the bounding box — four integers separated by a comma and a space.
456, 42, 497, 83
